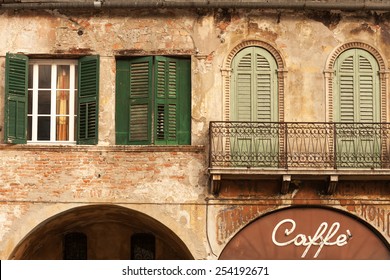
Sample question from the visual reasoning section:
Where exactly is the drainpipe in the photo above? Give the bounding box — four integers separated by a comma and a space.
1, 1, 390, 11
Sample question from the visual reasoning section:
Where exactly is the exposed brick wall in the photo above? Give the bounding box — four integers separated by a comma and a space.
0, 145, 207, 204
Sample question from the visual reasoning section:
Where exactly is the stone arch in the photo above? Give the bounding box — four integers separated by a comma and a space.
9, 205, 194, 260
324, 41, 389, 123
221, 40, 287, 122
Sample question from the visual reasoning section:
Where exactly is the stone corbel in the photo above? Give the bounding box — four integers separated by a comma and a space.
211, 174, 221, 195
281, 175, 291, 194
327, 175, 338, 195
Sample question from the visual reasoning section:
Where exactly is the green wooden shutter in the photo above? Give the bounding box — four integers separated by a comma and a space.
4, 53, 28, 144
116, 60, 130, 144
232, 51, 252, 121
155, 56, 177, 145
77, 55, 99, 145
358, 54, 378, 123
128, 57, 152, 144
177, 58, 191, 145
255, 51, 277, 122
154, 56, 191, 145
335, 49, 379, 123
334, 49, 380, 168
231, 47, 277, 122
338, 54, 355, 122
231, 47, 278, 167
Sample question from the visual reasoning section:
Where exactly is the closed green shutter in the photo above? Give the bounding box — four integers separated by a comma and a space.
231, 47, 278, 167
335, 49, 379, 123
128, 57, 152, 144
116, 56, 190, 145
231, 47, 277, 122
234, 52, 252, 121
255, 53, 274, 122
334, 49, 380, 167
77, 55, 99, 145
4, 53, 28, 144
155, 56, 191, 145
358, 54, 377, 122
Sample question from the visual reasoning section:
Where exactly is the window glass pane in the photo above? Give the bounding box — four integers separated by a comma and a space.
57, 91, 69, 115
28, 90, 33, 114
38, 91, 51, 114
28, 65, 33, 89
57, 65, 70, 89
37, 116, 50, 140
27, 116, 32, 141
75, 65, 78, 89
56, 116, 69, 141
38, 65, 51, 89
64, 232, 87, 260
131, 233, 155, 260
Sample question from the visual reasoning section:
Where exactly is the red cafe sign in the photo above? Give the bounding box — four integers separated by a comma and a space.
219, 207, 390, 260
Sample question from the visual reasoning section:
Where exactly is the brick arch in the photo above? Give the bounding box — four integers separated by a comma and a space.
221, 40, 287, 122
324, 41, 389, 123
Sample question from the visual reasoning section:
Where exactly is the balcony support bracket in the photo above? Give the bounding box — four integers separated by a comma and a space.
327, 175, 338, 194
281, 175, 291, 194
211, 174, 221, 195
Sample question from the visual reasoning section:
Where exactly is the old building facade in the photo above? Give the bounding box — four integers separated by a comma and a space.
0, 0, 390, 259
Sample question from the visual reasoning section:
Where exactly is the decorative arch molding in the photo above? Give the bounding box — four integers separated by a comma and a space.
221, 40, 287, 122
324, 41, 389, 123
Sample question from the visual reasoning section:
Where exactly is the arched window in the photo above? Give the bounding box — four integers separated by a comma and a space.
131, 233, 155, 260
333, 48, 380, 123
326, 43, 389, 168
63, 232, 87, 260
231, 46, 278, 122
228, 46, 280, 167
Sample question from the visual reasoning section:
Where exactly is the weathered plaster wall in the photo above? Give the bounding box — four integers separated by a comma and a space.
1, 9, 390, 141
1, 7, 390, 259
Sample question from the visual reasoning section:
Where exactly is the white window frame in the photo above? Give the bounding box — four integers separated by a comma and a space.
28, 59, 78, 144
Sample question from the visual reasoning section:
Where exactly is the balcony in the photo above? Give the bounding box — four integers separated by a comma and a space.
209, 121, 390, 194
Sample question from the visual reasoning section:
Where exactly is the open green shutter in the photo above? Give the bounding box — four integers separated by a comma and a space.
177, 58, 191, 145
128, 57, 152, 144
4, 53, 28, 144
116, 60, 130, 144
77, 55, 99, 145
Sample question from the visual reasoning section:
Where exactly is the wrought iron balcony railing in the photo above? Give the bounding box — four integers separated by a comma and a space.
209, 121, 390, 169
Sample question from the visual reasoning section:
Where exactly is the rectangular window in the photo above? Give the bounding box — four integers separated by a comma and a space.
27, 60, 78, 143
116, 56, 191, 145
4, 53, 99, 145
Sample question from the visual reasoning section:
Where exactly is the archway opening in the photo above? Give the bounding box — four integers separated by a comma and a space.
10, 205, 193, 260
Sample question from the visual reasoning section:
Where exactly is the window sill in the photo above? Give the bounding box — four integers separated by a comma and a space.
0, 144, 205, 153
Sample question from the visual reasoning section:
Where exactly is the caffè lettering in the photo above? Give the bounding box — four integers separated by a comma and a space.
272, 219, 352, 258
